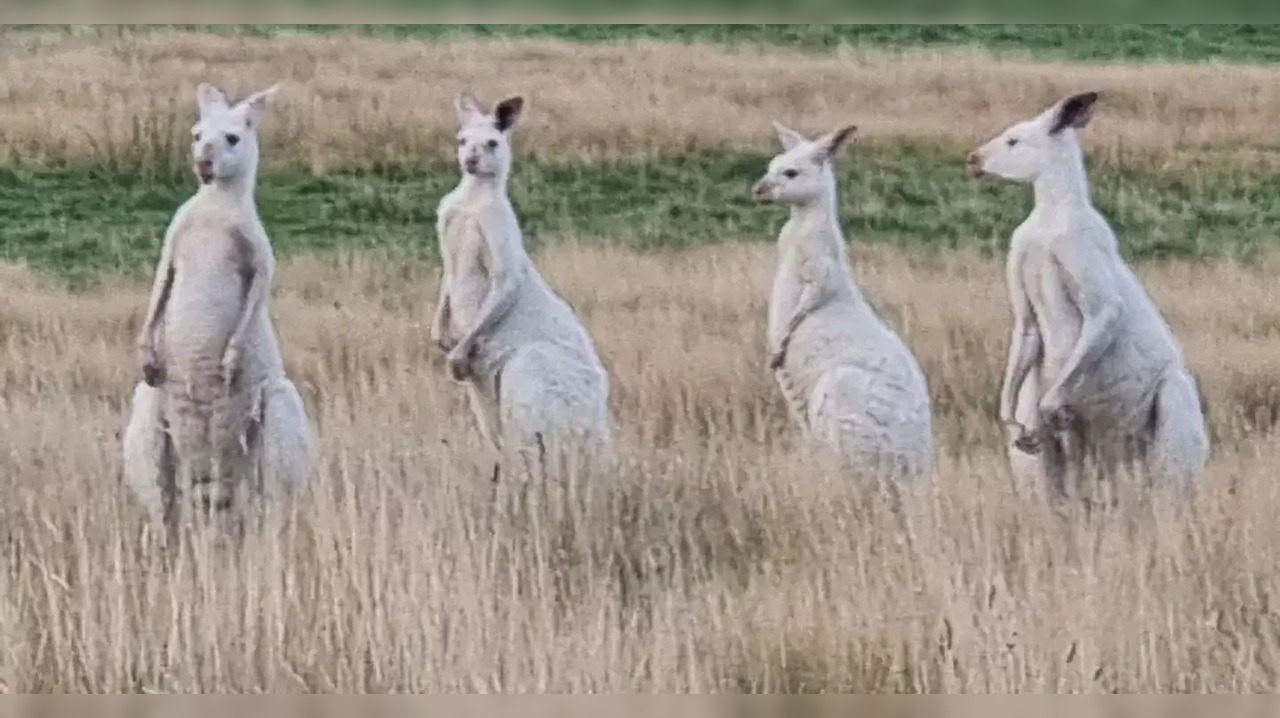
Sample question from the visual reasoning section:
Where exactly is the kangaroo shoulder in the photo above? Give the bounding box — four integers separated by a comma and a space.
436, 189, 464, 232
167, 195, 202, 237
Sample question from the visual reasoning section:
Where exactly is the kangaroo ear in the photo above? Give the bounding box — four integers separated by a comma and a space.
240, 83, 280, 129
816, 124, 858, 161
1049, 91, 1099, 135
772, 121, 807, 151
455, 92, 485, 125
196, 82, 229, 117
493, 96, 524, 132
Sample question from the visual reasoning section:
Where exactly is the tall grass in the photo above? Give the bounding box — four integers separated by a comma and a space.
4, 245, 1280, 692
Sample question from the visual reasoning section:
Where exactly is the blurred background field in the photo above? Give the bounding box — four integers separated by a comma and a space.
8, 24, 1280, 279
15, 23, 1280, 62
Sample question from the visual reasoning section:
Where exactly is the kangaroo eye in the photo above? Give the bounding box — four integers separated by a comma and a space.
192, 131, 202, 142
226, 134, 240, 147
1006, 137, 1019, 147
486, 139, 499, 149
458, 138, 466, 147
782, 169, 799, 179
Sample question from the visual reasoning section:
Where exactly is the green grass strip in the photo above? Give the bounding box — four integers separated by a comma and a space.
14, 24, 1280, 64
3, 146, 1274, 284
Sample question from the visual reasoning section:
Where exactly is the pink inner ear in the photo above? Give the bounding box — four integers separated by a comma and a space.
198, 86, 227, 113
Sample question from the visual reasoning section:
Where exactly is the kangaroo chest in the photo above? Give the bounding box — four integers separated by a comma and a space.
441, 209, 495, 336
166, 209, 254, 342
1017, 238, 1083, 374
768, 243, 828, 342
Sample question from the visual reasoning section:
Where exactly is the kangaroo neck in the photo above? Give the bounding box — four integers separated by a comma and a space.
781, 193, 846, 261
195, 176, 256, 209
1032, 147, 1091, 213
455, 172, 510, 202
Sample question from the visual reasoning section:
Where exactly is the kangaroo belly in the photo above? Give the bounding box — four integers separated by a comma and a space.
163, 271, 244, 396
781, 303, 889, 388
164, 382, 261, 494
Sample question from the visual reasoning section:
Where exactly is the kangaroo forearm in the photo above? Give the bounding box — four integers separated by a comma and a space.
1048, 313, 1118, 397
464, 298, 515, 345
140, 265, 174, 345
229, 273, 269, 348
461, 281, 518, 346
431, 277, 451, 338
780, 285, 826, 346
431, 298, 451, 337
140, 211, 185, 347
1003, 331, 1042, 417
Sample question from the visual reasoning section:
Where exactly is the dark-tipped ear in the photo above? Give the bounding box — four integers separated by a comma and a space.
817, 124, 858, 161
494, 96, 524, 132
1049, 91, 1099, 136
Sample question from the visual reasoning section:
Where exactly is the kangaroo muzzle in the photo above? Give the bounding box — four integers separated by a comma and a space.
751, 181, 772, 202
964, 152, 985, 178
194, 158, 215, 184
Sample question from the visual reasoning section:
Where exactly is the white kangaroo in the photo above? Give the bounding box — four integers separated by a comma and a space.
753, 121, 934, 487
966, 90, 1208, 501
431, 93, 613, 479
122, 82, 313, 534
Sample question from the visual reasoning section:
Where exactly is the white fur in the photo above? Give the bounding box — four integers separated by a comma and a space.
122, 82, 314, 531
968, 91, 1208, 501
753, 122, 934, 486
432, 93, 613, 475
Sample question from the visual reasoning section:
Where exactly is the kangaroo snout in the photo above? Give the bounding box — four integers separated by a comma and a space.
751, 181, 772, 202
194, 158, 215, 184
964, 151, 985, 178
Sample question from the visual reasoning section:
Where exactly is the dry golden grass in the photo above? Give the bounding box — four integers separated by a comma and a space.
4, 243, 1280, 692
6, 29, 1280, 168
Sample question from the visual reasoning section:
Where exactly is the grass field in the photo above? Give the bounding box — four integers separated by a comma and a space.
11, 149, 1280, 283
8, 28, 1280, 279
5, 25, 1280, 693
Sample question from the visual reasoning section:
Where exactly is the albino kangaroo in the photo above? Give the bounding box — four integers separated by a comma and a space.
431, 93, 613, 478
966, 91, 1208, 501
123, 82, 313, 534
752, 121, 934, 488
